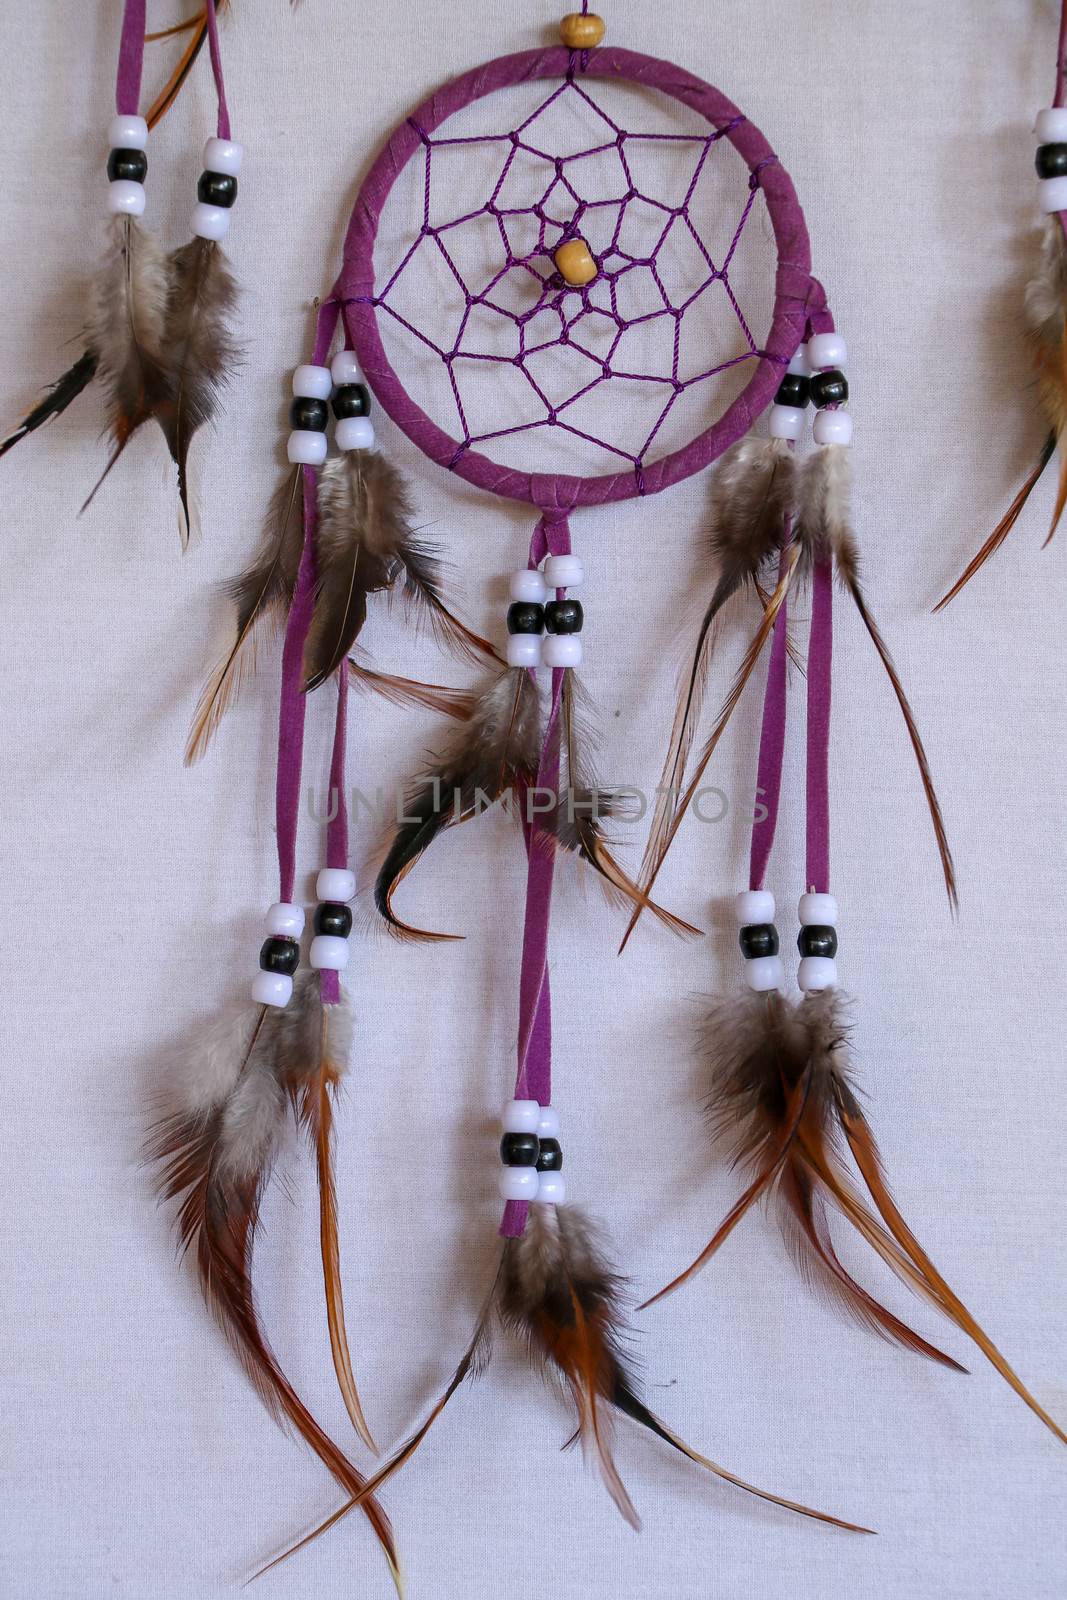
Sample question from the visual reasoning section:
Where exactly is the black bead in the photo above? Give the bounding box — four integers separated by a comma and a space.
535, 1138, 563, 1173
314, 902, 353, 939
774, 372, 810, 409
500, 1132, 540, 1167
797, 924, 838, 959
259, 936, 299, 975
507, 601, 545, 635
290, 397, 329, 431
544, 598, 583, 635
107, 148, 147, 184
197, 170, 238, 207
333, 383, 371, 419
1036, 143, 1067, 178
738, 923, 779, 959
809, 369, 849, 408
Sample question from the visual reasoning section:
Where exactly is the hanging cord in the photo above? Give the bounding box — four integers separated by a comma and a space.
320, 672, 349, 1007
1056, 0, 1067, 107
747, 526, 793, 892
116, 0, 147, 116
804, 557, 833, 895
203, 0, 232, 140
500, 510, 573, 1240
275, 299, 342, 906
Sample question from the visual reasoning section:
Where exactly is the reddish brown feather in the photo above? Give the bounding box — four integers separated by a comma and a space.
934, 436, 1055, 611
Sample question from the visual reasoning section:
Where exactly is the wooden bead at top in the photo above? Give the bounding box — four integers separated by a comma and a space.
555, 237, 598, 286
560, 12, 606, 48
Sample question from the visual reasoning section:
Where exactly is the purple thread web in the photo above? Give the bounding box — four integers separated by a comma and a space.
365, 74, 772, 486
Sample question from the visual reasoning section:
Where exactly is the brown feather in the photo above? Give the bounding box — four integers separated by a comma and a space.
348, 658, 476, 720
184, 466, 305, 765
934, 437, 1056, 611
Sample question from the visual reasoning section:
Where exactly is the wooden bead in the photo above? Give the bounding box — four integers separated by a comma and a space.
554, 237, 598, 286
560, 12, 606, 48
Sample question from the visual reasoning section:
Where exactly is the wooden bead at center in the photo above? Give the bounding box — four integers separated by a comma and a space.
554, 237, 598, 286
560, 13, 606, 49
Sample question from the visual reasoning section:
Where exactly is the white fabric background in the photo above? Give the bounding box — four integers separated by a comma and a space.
1, 3, 1065, 1597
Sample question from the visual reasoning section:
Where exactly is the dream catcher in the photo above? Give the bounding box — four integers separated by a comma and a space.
0, 0, 241, 540
937, 0, 1067, 607
150, 3, 1063, 1590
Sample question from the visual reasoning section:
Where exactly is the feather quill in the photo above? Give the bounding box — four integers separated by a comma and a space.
374, 667, 542, 940
796, 445, 957, 910
159, 236, 240, 542
148, 973, 401, 1590
184, 466, 305, 764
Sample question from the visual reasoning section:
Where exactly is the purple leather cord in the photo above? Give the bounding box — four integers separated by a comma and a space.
275, 300, 341, 909
805, 556, 834, 896
747, 528, 792, 891
500, 506, 573, 1240
319, 668, 350, 1007
204, 0, 232, 142
115, 0, 146, 116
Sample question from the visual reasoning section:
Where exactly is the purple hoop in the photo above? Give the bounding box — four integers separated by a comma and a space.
338, 46, 815, 512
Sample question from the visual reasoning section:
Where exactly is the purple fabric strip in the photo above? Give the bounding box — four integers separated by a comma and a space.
319, 669, 349, 1007
747, 527, 792, 891
204, 0, 232, 141
500, 507, 573, 1240
804, 556, 834, 895
115, 0, 146, 116
274, 300, 341, 907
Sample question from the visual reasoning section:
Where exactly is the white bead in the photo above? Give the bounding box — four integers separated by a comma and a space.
743, 954, 784, 993
331, 349, 363, 385
734, 889, 775, 925
537, 1105, 560, 1139
109, 115, 148, 151
107, 180, 145, 217
543, 634, 582, 669
544, 554, 584, 588
533, 1172, 566, 1205
292, 364, 333, 400
813, 410, 853, 447
203, 137, 243, 176
510, 568, 548, 604
502, 1099, 540, 1134
798, 956, 838, 993
1036, 108, 1067, 142
506, 633, 542, 669
316, 867, 356, 902
336, 416, 375, 452
287, 430, 328, 466
191, 202, 231, 241
798, 893, 838, 928
768, 404, 805, 441
1039, 174, 1067, 214
252, 970, 293, 1008
807, 332, 847, 370
499, 1166, 540, 1202
787, 349, 810, 376
265, 902, 305, 937
309, 935, 350, 971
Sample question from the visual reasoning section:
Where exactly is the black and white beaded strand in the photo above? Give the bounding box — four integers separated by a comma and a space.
288, 351, 378, 466
806, 331, 852, 448
733, 890, 784, 993
310, 867, 357, 976
796, 891, 839, 994
499, 1100, 566, 1205
106, 113, 150, 217
543, 552, 584, 669
254, 901, 305, 1008
1035, 107, 1067, 213
191, 135, 243, 241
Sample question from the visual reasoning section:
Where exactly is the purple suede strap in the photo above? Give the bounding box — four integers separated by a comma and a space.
275, 300, 341, 908
748, 527, 792, 891
204, 0, 232, 141
805, 556, 834, 896
319, 668, 350, 1007
500, 505, 573, 1240
115, 0, 146, 116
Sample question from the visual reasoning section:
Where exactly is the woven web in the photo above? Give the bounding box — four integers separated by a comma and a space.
369, 71, 776, 484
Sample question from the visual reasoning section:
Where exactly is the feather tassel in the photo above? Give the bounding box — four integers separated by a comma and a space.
255, 1205, 870, 1577
644, 987, 1066, 1444
148, 973, 401, 1591
374, 666, 542, 940
159, 236, 240, 542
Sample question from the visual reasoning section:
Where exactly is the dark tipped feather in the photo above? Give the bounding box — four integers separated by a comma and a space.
184, 466, 305, 764
159, 236, 240, 542
399, 534, 501, 666
934, 436, 1055, 610
348, 658, 476, 720
0, 351, 98, 459
374, 667, 542, 940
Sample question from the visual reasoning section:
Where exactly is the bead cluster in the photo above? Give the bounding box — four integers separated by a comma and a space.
769, 332, 852, 447
253, 902, 305, 1008
734, 890, 840, 994
499, 1101, 565, 1205
1035, 109, 1067, 213
192, 138, 243, 242
505, 556, 585, 670
288, 351, 375, 466
106, 115, 149, 217
309, 868, 356, 972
